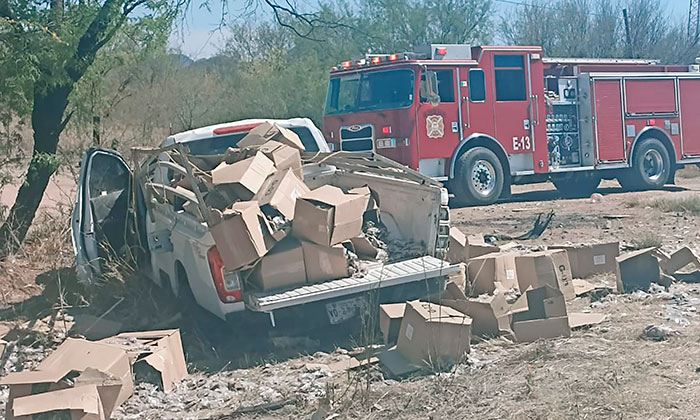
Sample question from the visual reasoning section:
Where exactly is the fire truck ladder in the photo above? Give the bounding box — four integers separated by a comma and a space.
690, 0, 700, 44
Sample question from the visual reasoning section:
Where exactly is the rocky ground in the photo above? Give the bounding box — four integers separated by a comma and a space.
1, 167, 700, 419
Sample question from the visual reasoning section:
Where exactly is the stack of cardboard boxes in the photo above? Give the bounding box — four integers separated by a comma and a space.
190, 122, 379, 292
375, 231, 622, 376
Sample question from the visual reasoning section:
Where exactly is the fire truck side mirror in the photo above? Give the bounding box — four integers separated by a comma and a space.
425, 70, 440, 107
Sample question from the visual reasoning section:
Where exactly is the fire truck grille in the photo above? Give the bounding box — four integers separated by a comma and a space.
340, 125, 374, 151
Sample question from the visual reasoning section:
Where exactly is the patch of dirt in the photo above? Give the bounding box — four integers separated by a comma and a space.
2, 174, 700, 419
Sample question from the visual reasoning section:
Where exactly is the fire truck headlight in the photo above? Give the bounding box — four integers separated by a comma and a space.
376, 138, 397, 149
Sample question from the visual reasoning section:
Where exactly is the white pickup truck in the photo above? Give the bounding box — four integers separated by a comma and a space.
71, 118, 457, 327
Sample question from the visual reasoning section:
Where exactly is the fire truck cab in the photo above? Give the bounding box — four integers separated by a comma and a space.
323, 44, 700, 205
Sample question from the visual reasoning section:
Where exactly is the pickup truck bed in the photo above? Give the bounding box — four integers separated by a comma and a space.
246, 255, 459, 312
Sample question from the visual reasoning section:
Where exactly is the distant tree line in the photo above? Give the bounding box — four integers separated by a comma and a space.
0, 0, 698, 256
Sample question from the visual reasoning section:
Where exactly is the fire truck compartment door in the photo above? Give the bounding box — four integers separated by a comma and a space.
594, 80, 626, 162
680, 78, 700, 157
417, 68, 461, 161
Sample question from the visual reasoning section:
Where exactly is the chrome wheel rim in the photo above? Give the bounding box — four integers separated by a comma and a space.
643, 149, 664, 181
471, 160, 496, 197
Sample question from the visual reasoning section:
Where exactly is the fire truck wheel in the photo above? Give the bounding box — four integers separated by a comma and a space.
552, 173, 601, 198
620, 138, 671, 191
454, 147, 504, 206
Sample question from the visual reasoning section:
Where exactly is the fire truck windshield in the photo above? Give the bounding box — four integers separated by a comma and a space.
325, 69, 415, 115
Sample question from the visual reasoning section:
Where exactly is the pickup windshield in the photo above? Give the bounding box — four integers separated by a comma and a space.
324, 69, 415, 116
184, 126, 320, 155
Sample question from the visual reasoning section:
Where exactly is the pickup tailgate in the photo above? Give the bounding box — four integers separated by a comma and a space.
245, 256, 459, 312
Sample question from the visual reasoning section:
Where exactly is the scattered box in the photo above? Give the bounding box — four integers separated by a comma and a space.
11, 384, 108, 420
467, 253, 519, 296
568, 312, 606, 329
396, 301, 472, 368
210, 202, 276, 271
98, 329, 188, 394
301, 241, 349, 283
572, 279, 596, 296
515, 250, 575, 300
512, 316, 571, 343
249, 238, 307, 291
237, 121, 306, 151
447, 228, 500, 263
466, 292, 513, 337
211, 152, 275, 200
254, 169, 310, 220
292, 185, 370, 246
258, 140, 304, 180
379, 303, 406, 345
615, 248, 660, 293
0, 338, 134, 419
660, 246, 700, 275
508, 286, 571, 342
550, 242, 619, 278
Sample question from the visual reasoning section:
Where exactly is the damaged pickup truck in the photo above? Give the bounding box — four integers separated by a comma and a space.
72, 118, 457, 328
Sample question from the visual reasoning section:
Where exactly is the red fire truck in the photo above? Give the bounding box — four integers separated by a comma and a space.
322, 44, 700, 205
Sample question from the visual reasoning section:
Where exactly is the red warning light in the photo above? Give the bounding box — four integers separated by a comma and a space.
436, 48, 448, 55
382, 126, 392, 135
341, 61, 352, 69
648, 119, 656, 126
388, 54, 398, 62
371, 56, 381, 65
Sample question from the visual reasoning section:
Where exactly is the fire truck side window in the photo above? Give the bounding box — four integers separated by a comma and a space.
469, 69, 486, 102
494, 55, 527, 102
420, 70, 455, 103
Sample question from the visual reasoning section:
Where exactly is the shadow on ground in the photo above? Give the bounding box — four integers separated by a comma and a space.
0, 266, 362, 373
450, 184, 688, 208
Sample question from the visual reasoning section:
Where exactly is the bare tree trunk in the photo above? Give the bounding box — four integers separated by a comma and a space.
0, 81, 72, 258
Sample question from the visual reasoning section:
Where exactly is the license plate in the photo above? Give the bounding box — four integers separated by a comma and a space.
326, 296, 367, 325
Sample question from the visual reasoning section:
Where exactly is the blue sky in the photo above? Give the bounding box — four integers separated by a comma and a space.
169, 0, 692, 59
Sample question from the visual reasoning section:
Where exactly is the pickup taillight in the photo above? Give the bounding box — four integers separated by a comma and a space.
207, 246, 243, 303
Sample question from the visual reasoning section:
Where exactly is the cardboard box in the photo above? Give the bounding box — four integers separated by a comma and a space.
615, 248, 660, 293
467, 252, 519, 296
512, 316, 571, 343
515, 250, 575, 300
660, 246, 700, 275
466, 292, 513, 337
568, 312, 606, 329
301, 241, 349, 283
237, 121, 306, 151
0, 338, 133, 419
258, 140, 304, 180
211, 152, 275, 200
379, 303, 406, 345
98, 329, 187, 393
396, 301, 472, 368
249, 238, 307, 291
508, 285, 571, 342
254, 169, 310, 220
550, 242, 619, 278
349, 236, 380, 259
292, 185, 370, 246
511, 286, 568, 322
447, 228, 500, 263
11, 384, 108, 420
210, 202, 276, 271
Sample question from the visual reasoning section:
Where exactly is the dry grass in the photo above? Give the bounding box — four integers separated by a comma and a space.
283, 286, 700, 420
627, 195, 700, 216
631, 232, 663, 250
677, 165, 700, 179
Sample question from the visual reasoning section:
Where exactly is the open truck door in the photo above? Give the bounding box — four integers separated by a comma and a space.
71, 148, 134, 285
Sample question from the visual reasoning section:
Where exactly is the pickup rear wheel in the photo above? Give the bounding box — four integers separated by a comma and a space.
618, 138, 671, 191
453, 147, 504, 206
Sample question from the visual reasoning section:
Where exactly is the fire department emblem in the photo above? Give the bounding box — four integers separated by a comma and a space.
426, 115, 444, 138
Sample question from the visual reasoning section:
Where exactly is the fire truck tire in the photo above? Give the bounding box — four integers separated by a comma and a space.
453, 147, 504, 206
619, 138, 671, 191
552, 173, 601, 198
